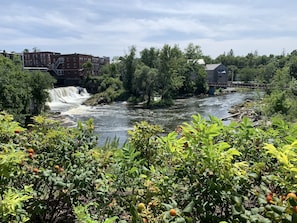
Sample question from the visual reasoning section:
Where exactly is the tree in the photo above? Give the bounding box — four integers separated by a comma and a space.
140, 47, 159, 68
32, 47, 40, 52
288, 56, 297, 79
82, 61, 93, 76
256, 62, 276, 83
28, 70, 56, 115
0, 56, 55, 122
132, 64, 158, 107
184, 43, 203, 60
181, 60, 207, 95
121, 46, 137, 94
238, 67, 257, 83
0, 56, 32, 122
157, 44, 184, 103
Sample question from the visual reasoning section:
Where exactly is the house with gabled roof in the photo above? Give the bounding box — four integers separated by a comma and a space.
205, 63, 228, 84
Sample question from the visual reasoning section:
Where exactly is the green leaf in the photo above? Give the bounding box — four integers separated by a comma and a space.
182, 201, 194, 213
162, 203, 173, 210
103, 216, 119, 223
233, 196, 242, 206
270, 205, 286, 215
288, 197, 297, 206
175, 217, 186, 223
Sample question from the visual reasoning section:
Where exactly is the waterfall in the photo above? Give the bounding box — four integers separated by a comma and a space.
47, 86, 91, 112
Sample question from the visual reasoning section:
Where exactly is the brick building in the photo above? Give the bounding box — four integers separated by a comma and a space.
23, 51, 61, 67
23, 51, 110, 86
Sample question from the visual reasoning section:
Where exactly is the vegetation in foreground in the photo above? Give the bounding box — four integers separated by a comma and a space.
1, 110, 297, 222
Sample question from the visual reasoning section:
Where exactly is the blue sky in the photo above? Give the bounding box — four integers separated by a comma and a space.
1, 0, 297, 59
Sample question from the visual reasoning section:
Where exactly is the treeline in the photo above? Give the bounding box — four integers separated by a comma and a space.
1, 44, 297, 122
82, 43, 208, 107
81, 44, 297, 111
214, 49, 297, 83
213, 49, 297, 121
0, 55, 56, 124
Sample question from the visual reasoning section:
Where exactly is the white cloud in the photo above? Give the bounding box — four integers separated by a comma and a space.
1, 0, 297, 58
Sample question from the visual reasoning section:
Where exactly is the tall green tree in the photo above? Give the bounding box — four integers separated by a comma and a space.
181, 60, 207, 95
29, 70, 56, 115
132, 64, 158, 107
121, 46, 137, 94
184, 43, 203, 60
157, 44, 184, 103
140, 47, 159, 68
0, 56, 31, 122
0, 55, 56, 123
82, 61, 93, 76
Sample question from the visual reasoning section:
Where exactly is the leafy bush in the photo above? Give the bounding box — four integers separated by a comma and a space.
1, 111, 297, 222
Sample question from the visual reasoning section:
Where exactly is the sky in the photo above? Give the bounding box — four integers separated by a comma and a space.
1, 0, 297, 59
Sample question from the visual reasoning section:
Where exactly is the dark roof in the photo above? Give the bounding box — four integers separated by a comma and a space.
205, 63, 222, 71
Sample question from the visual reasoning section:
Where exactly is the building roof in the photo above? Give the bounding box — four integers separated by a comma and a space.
205, 63, 222, 71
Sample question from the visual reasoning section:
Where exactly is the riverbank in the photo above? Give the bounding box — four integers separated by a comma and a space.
222, 98, 263, 126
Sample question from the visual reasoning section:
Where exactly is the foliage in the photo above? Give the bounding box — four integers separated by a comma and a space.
127, 121, 163, 168
238, 67, 257, 83
80, 44, 297, 107
0, 55, 55, 123
132, 64, 158, 107
263, 91, 291, 116
0, 186, 33, 223
82, 70, 125, 105
82, 61, 94, 76
263, 66, 297, 121
2, 94, 297, 222
29, 70, 56, 115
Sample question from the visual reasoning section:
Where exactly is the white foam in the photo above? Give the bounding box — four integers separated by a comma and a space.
62, 105, 95, 116
47, 86, 91, 112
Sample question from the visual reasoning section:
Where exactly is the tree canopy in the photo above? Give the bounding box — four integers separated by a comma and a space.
0, 55, 56, 124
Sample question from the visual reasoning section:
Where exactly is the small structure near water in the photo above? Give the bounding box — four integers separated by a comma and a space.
205, 63, 228, 95
206, 63, 228, 84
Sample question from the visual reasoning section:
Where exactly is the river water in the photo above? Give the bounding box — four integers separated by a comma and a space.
48, 87, 261, 146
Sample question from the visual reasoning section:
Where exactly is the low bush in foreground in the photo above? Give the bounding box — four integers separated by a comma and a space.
1, 111, 297, 222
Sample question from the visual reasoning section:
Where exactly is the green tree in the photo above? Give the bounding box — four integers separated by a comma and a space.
132, 64, 158, 107
181, 60, 207, 95
82, 61, 93, 76
238, 67, 257, 82
288, 55, 297, 79
256, 62, 276, 83
28, 70, 56, 115
82, 62, 126, 105
140, 47, 159, 68
157, 44, 184, 103
0, 56, 31, 122
121, 46, 137, 94
0, 56, 55, 122
270, 66, 291, 90
184, 43, 203, 60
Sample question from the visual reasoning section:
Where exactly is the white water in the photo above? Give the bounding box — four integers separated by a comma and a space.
47, 87, 261, 146
47, 86, 91, 113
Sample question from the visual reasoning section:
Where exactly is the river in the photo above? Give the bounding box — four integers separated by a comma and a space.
48, 87, 261, 146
